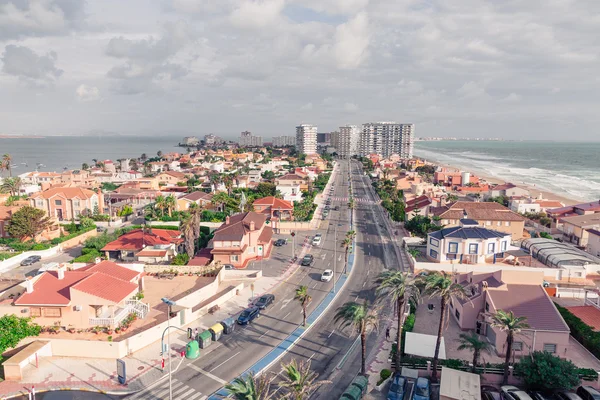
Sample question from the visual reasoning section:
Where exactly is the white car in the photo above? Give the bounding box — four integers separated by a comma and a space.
321, 269, 333, 282
312, 234, 322, 246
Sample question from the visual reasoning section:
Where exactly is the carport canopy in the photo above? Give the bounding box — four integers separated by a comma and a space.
404, 332, 446, 359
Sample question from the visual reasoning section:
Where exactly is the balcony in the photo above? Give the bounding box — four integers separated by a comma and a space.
89, 300, 149, 327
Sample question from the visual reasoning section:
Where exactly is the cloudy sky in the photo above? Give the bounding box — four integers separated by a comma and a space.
0, 0, 599, 140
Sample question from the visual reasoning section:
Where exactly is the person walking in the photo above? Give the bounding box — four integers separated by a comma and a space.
385, 326, 390, 340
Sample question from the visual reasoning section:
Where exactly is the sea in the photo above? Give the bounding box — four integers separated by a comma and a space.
414, 140, 600, 202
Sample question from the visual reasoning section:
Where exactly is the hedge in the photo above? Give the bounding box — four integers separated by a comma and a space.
555, 303, 600, 359
50, 225, 96, 245
129, 224, 180, 231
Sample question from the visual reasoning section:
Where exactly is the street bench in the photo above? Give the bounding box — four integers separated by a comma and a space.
208, 305, 220, 314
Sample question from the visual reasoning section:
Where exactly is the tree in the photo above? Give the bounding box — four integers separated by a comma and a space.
295, 286, 311, 327
0, 315, 41, 354
490, 310, 529, 384
188, 203, 203, 247
423, 271, 469, 382
334, 301, 378, 375
376, 271, 420, 371
157, 150, 163, 158
256, 182, 277, 198
1, 153, 12, 177
225, 372, 274, 400
342, 230, 355, 273
278, 359, 331, 400
154, 195, 166, 217
0, 177, 22, 197
7, 206, 54, 241
456, 331, 493, 373
165, 194, 177, 217
261, 170, 276, 181
180, 213, 195, 259
81, 162, 90, 170
514, 351, 580, 391
140, 153, 147, 162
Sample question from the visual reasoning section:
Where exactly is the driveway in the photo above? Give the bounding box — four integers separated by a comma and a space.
3, 246, 83, 280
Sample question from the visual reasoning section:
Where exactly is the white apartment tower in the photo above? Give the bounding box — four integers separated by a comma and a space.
359, 122, 414, 158
272, 136, 296, 147
239, 131, 263, 147
295, 124, 318, 155
332, 125, 360, 158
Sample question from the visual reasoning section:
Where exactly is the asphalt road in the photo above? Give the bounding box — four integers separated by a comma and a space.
127, 161, 354, 400
266, 159, 407, 399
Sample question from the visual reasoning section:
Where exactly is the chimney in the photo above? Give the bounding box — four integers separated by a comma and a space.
57, 265, 65, 280
94, 257, 101, 264
250, 220, 256, 231
225, 216, 230, 225
26, 277, 34, 294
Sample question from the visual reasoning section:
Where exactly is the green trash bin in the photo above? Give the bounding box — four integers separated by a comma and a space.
351, 375, 368, 395
185, 340, 200, 359
197, 330, 212, 349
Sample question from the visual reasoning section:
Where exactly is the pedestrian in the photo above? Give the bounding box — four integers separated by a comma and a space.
385, 327, 390, 340
194, 327, 198, 339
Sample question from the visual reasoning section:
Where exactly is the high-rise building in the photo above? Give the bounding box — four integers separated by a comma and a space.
204, 134, 224, 146
317, 133, 331, 144
295, 124, 318, 155
359, 122, 414, 158
239, 131, 263, 147
332, 125, 360, 158
272, 136, 296, 147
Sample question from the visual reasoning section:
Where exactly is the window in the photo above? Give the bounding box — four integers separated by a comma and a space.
501, 241, 507, 251
73, 200, 80, 208
513, 342, 523, 351
231, 255, 239, 262
497, 221, 502, 226
448, 242, 458, 253
43, 308, 62, 317
429, 237, 439, 247
54, 200, 62, 206
248, 247, 255, 254
486, 221, 491, 226
505, 221, 510, 226
469, 243, 478, 254
485, 302, 490, 312
30, 307, 41, 317
455, 309, 460, 320
429, 249, 438, 259
487, 243, 495, 254
575, 272, 582, 277
543, 343, 557, 353
36, 199, 44, 208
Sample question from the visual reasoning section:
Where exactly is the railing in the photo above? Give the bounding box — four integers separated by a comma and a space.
89, 300, 149, 326
126, 300, 149, 319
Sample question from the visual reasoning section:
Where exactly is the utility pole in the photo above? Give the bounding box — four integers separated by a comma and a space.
334, 223, 337, 294
161, 297, 176, 400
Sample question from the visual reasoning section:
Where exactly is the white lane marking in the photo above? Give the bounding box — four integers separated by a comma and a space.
187, 363, 228, 385
175, 388, 196, 399
328, 329, 335, 338
258, 330, 271, 339
354, 295, 359, 301
362, 282, 366, 288
308, 352, 316, 362
284, 311, 291, 319
209, 351, 241, 373
328, 261, 331, 267
312, 281, 319, 289
367, 270, 370, 276
280, 298, 292, 310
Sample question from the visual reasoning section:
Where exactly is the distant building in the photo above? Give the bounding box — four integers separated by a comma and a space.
272, 136, 296, 147
359, 122, 414, 159
296, 124, 318, 155
239, 131, 263, 147
183, 136, 199, 146
204, 134, 224, 146
332, 125, 360, 158
317, 132, 331, 144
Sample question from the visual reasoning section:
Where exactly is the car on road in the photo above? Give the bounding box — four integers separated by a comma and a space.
312, 234, 322, 246
301, 254, 314, 266
334, 205, 340, 211
321, 269, 333, 282
255, 294, 275, 309
237, 306, 260, 325
413, 377, 430, 400
223, 264, 234, 270
501, 386, 533, 400
274, 239, 286, 246
20, 255, 41, 266
388, 374, 408, 400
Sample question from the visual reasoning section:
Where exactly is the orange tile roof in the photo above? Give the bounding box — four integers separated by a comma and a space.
565, 306, 600, 331
136, 249, 168, 257
252, 196, 293, 209
101, 229, 182, 251
30, 187, 98, 200
78, 260, 139, 282
71, 273, 138, 303
15, 271, 91, 306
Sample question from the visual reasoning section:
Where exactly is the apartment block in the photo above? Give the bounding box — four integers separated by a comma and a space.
295, 124, 318, 155
272, 136, 296, 147
239, 131, 263, 147
332, 125, 360, 158
359, 122, 414, 158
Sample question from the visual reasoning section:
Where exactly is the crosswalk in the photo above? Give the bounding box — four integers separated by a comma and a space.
128, 378, 207, 400
327, 196, 378, 204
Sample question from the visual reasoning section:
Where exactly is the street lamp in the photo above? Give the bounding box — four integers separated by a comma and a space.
161, 297, 176, 400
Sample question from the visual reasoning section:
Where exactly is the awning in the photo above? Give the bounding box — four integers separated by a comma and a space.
404, 332, 446, 359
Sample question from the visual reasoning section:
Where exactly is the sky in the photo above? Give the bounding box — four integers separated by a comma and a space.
0, 0, 599, 140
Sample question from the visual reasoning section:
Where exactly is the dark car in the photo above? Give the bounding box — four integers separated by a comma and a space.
387, 375, 408, 400
334, 205, 340, 211
223, 264, 234, 270
274, 239, 286, 247
554, 392, 583, 400
413, 377, 430, 400
483, 390, 502, 400
237, 307, 260, 325
577, 387, 600, 400
501, 386, 533, 400
20, 255, 41, 266
96, 226, 106, 232
301, 254, 314, 266
255, 294, 275, 309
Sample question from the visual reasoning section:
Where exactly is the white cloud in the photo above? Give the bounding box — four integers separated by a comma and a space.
292, 0, 369, 15
1, 44, 63, 83
75, 84, 100, 102
501, 92, 521, 102
230, 0, 285, 30
344, 102, 358, 112
300, 102, 313, 110
333, 12, 369, 69
456, 81, 487, 99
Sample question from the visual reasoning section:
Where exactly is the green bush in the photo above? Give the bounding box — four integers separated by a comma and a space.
442, 359, 466, 369
578, 368, 599, 381
377, 369, 392, 385
515, 351, 580, 391
555, 303, 600, 359
72, 249, 101, 263
31, 243, 51, 251
172, 253, 189, 265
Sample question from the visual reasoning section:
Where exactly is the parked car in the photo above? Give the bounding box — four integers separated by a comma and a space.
274, 239, 286, 246
334, 205, 340, 211
483, 390, 502, 400
223, 264, 234, 270
321, 269, 333, 282
255, 294, 275, 309
387, 375, 408, 400
21, 255, 41, 266
312, 234, 322, 246
237, 307, 260, 325
413, 377, 430, 400
577, 386, 600, 400
301, 254, 314, 266
529, 392, 552, 400
554, 392, 583, 400
501, 386, 534, 400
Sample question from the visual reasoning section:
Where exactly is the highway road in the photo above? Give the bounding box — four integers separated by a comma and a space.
266, 159, 407, 399
127, 161, 355, 400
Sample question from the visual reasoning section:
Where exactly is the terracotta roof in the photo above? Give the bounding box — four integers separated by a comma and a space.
278, 174, 305, 181
71, 273, 138, 303
492, 183, 517, 191
547, 201, 600, 216
432, 201, 525, 222
160, 171, 187, 179
213, 212, 267, 241
0, 205, 21, 221
188, 248, 212, 266
405, 195, 432, 213
15, 271, 90, 306
136, 249, 168, 257
101, 229, 182, 251
180, 191, 213, 202
487, 284, 569, 332
78, 260, 139, 282
258, 225, 273, 244
565, 306, 600, 331
30, 187, 98, 200
252, 196, 293, 210
535, 200, 564, 208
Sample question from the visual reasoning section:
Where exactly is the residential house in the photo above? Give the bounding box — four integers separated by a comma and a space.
487, 183, 530, 199
253, 196, 294, 221
211, 212, 273, 268
30, 187, 104, 221
0, 206, 20, 238
276, 174, 305, 203
248, 170, 262, 183
19, 172, 62, 188
405, 195, 432, 217
177, 191, 214, 211
586, 229, 600, 257
130, 177, 160, 191
509, 198, 541, 214
433, 169, 480, 187
430, 201, 526, 240
13, 261, 145, 329
426, 219, 512, 263
449, 269, 570, 357
561, 213, 600, 246
60, 170, 97, 188
157, 171, 188, 187
547, 201, 600, 231
101, 228, 183, 263
534, 200, 564, 212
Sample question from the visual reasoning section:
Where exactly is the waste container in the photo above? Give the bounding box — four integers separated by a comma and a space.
220, 317, 236, 334
209, 323, 224, 341
185, 340, 200, 359
351, 375, 368, 395
197, 330, 212, 349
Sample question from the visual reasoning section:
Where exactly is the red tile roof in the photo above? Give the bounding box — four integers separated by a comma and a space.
71, 273, 138, 303
565, 306, 600, 331
405, 195, 432, 213
78, 260, 139, 282
15, 271, 90, 306
30, 187, 98, 200
136, 249, 168, 257
252, 196, 293, 210
101, 229, 182, 251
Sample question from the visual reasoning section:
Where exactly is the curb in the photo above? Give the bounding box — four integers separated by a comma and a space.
1, 385, 140, 400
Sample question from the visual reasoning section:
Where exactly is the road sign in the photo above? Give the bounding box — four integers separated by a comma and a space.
117, 359, 126, 384
291, 232, 296, 237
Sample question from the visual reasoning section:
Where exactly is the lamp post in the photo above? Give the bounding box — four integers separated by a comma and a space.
291, 232, 296, 259
334, 224, 337, 294
161, 297, 176, 400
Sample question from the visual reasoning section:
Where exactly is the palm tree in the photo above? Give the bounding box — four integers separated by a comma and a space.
165, 194, 176, 217
456, 331, 493, 373
140, 153, 147, 162
1, 153, 12, 177
154, 195, 166, 217
224, 372, 273, 400
0, 177, 22, 197
278, 359, 331, 400
490, 310, 529, 384
295, 286, 311, 327
341, 230, 355, 273
180, 213, 195, 259
81, 162, 90, 170
334, 301, 379, 375
376, 271, 420, 370
188, 203, 203, 247
423, 271, 469, 382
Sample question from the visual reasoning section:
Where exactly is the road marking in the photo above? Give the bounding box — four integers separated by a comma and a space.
280, 298, 292, 310
308, 352, 316, 362
312, 282, 319, 289
258, 330, 271, 339
283, 311, 291, 319
362, 282, 366, 288
328, 261, 331, 266
328, 329, 335, 338
354, 295, 359, 301
187, 363, 228, 385
209, 351, 241, 373
367, 270, 370, 276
